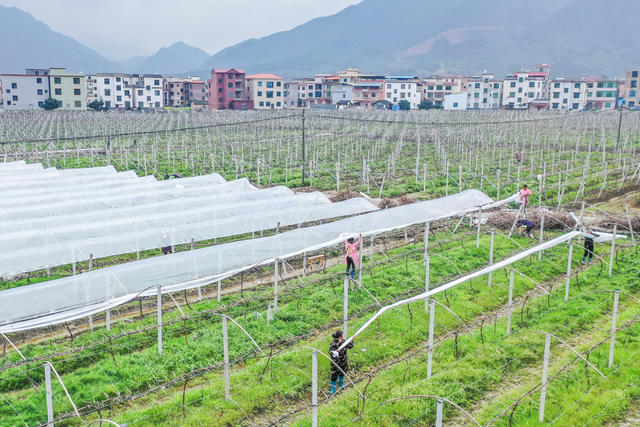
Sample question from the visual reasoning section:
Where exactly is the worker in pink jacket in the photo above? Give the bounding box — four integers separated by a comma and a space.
344, 234, 362, 279
519, 184, 533, 208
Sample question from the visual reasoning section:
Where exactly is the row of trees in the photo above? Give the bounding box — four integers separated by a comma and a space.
397, 99, 443, 111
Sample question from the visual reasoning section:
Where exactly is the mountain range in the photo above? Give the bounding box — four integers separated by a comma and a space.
1, 1, 639, 80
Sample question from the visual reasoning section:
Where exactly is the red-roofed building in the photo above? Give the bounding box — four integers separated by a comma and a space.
501, 65, 551, 110
245, 73, 284, 109
206, 68, 252, 110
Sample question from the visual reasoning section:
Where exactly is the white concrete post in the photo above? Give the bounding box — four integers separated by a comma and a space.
435, 398, 444, 427
609, 224, 617, 277
538, 215, 545, 261
476, 207, 482, 249
427, 299, 435, 378
45, 363, 54, 427
157, 285, 162, 355
222, 316, 230, 401
274, 258, 279, 313
303, 251, 307, 276
609, 290, 619, 368
217, 279, 222, 304
424, 222, 430, 313
564, 243, 574, 302
625, 204, 635, 243
507, 270, 514, 335
343, 276, 349, 337
312, 350, 318, 427
358, 238, 363, 289
539, 333, 551, 423
488, 232, 495, 287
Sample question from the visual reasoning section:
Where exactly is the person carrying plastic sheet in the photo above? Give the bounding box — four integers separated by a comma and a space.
344, 234, 362, 279
519, 184, 533, 209
517, 219, 535, 239
329, 330, 353, 394
161, 232, 173, 255
581, 229, 600, 264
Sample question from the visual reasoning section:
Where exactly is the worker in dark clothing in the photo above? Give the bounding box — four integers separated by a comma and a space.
582, 229, 599, 264
517, 219, 535, 239
329, 330, 353, 394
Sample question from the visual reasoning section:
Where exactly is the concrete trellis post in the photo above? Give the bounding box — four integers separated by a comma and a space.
564, 243, 574, 302
539, 333, 551, 423
538, 215, 545, 261
488, 232, 495, 287
609, 224, 617, 277
222, 316, 230, 401
435, 398, 444, 427
217, 279, 222, 303
312, 350, 318, 427
157, 285, 163, 355
424, 222, 430, 313
609, 290, 619, 368
274, 258, 279, 313
45, 363, 54, 427
507, 270, 514, 335
427, 299, 435, 379
625, 204, 635, 243
303, 252, 307, 276
475, 208, 482, 248
358, 238, 363, 289
343, 276, 349, 337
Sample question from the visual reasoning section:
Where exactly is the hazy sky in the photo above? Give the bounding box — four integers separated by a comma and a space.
0, 0, 362, 59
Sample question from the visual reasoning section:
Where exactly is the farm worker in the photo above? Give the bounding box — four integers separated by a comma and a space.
519, 184, 533, 208
161, 232, 173, 255
516, 150, 523, 164
344, 234, 362, 279
517, 219, 535, 239
329, 330, 353, 394
581, 229, 600, 264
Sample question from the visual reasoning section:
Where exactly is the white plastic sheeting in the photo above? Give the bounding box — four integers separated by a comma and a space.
0, 190, 498, 333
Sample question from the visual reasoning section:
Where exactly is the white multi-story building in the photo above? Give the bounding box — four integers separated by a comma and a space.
0, 69, 50, 110
245, 73, 285, 109
619, 69, 640, 109
422, 75, 464, 106
501, 65, 551, 110
384, 78, 421, 109
87, 73, 132, 109
549, 79, 587, 111
284, 81, 301, 108
127, 74, 163, 109
465, 72, 502, 109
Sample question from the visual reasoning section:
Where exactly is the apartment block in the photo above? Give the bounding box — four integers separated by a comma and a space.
245, 73, 284, 109
619, 70, 639, 109
48, 68, 86, 110
295, 77, 326, 108
501, 65, 551, 110
0, 69, 50, 110
283, 81, 301, 108
465, 72, 502, 109
206, 68, 252, 110
549, 79, 587, 111
422, 75, 464, 105
584, 79, 618, 110
185, 79, 206, 104
164, 77, 187, 107
87, 73, 132, 109
384, 77, 421, 109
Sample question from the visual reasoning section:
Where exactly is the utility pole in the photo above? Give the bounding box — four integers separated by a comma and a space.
302, 108, 306, 186
615, 104, 623, 152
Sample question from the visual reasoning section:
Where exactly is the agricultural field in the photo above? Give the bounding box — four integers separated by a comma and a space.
0, 109, 639, 426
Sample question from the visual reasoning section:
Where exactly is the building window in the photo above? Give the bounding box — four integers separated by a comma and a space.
138, 90, 143, 95
154, 80, 160, 86
147, 96, 151, 101
116, 85, 121, 91
630, 90, 636, 97
277, 81, 282, 87
55, 88, 62, 95
276, 101, 281, 106
529, 82, 535, 88
475, 83, 480, 89
228, 74, 234, 79
105, 89, 111, 96
572, 103, 579, 109
74, 100, 81, 107
257, 91, 262, 96
228, 92, 234, 98
125, 90, 130, 96
510, 82, 516, 88
573, 93, 580, 99
74, 89, 81, 95
117, 96, 122, 102
552, 103, 559, 109
155, 90, 160, 96
633, 71, 638, 78
276, 91, 281, 96
36, 78, 42, 84
632, 80, 637, 88
267, 81, 274, 88
12, 95, 18, 101
259, 101, 264, 107
266, 91, 274, 98
11, 83, 17, 89
73, 77, 80, 84
37, 89, 43, 95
